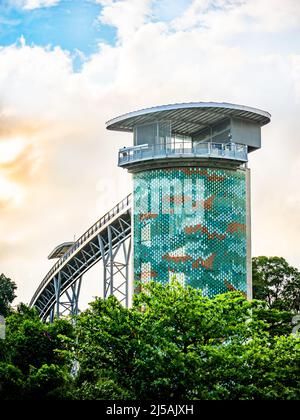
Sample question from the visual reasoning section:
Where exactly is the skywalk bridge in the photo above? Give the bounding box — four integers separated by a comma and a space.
30, 195, 132, 321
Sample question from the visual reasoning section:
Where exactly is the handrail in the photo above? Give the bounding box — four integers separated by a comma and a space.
30, 194, 132, 306
118, 141, 248, 166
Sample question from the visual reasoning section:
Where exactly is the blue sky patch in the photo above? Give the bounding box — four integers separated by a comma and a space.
0, 0, 117, 69
152, 0, 192, 22
0, 0, 197, 71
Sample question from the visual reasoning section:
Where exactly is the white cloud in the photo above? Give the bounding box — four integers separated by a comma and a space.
97, 0, 153, 42
289, 54, 300, 103
170, 0, 300, 37
1, 0, 300, 304
9, 0, 59, 10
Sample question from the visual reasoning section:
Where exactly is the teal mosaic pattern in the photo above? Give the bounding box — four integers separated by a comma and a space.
133, 167, 247, 297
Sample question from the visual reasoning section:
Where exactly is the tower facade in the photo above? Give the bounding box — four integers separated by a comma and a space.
106, 102, 270, 299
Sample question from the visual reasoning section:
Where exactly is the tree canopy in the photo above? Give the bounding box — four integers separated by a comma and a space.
253, 256, 300, 312
0, 264, 299, 400
0, 303, 74, 399
0, 274, 17, 317
69, 281, 300, 400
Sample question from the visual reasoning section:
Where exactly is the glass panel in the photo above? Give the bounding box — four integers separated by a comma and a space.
134, 121, 172, 148
158, 121, 172, 151
134, 123, 157, 146
192, 119, 231, 144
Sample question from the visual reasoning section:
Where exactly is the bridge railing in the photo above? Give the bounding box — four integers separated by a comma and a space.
30, 194, 132, 306
118, 141, 248, 166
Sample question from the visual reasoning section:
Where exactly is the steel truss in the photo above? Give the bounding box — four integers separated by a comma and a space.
30, 195, 132, 321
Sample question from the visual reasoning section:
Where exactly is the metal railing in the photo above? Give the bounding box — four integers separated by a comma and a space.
30, 194, 132, 306
118, 141, 248, 166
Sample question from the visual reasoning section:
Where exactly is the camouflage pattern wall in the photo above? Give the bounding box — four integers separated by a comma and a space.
133, 167, 247, 297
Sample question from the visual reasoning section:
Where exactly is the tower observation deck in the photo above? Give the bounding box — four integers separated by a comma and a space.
107, 102, 271, 299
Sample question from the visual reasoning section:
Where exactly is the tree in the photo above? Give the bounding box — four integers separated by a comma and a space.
24, 364, 73, 400
74, 378, 131, 400
69, 281, 300, 400
0, 303, 75, 399
0, 363, 24, 400
1, 279, 299, 400
3, 306, 74, 374
0, 274, 17, 317
254, 306, 294, 337
0, 362, 74, 400
252, 256, 300, 312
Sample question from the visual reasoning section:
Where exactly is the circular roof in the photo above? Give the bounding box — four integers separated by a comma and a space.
106, 102, 271, 136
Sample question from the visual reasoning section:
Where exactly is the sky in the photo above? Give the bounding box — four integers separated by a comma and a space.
0, 0, 300, 306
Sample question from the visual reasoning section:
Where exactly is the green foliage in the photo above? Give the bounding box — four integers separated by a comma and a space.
253, 256, 300, 312
254, 305, 293, 337
75, 378, 131, 400
0, 273, 17, 317
24, 364, 73, 400
0, 303, 75, 399
70, 281, 300, 400
0, 363, 24, 400
0, 363, 73, 400
4, 310, 74, 374
1, 274, 299, 400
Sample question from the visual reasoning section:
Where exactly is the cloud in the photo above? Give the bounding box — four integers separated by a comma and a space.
171, 0, 300, 33
97, 0, 153, 42
1, 0, 300, 305
8, 0, 60, 10
290, 54, 300, 103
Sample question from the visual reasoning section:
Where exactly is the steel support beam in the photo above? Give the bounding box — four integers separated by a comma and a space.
100, 227, 131, 307
49, 276, 82, 321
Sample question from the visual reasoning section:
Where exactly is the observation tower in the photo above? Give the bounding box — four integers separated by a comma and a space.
107, 102, 271, 299
30, 101, 271, 321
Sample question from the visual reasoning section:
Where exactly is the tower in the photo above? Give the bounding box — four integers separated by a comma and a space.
106, 102, 270, 299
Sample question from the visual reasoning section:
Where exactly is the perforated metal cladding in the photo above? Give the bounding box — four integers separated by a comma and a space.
133, 167, 247, 297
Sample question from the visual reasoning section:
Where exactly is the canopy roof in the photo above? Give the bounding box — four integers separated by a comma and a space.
48, 242, 74, 259
106, 102, 271, 136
